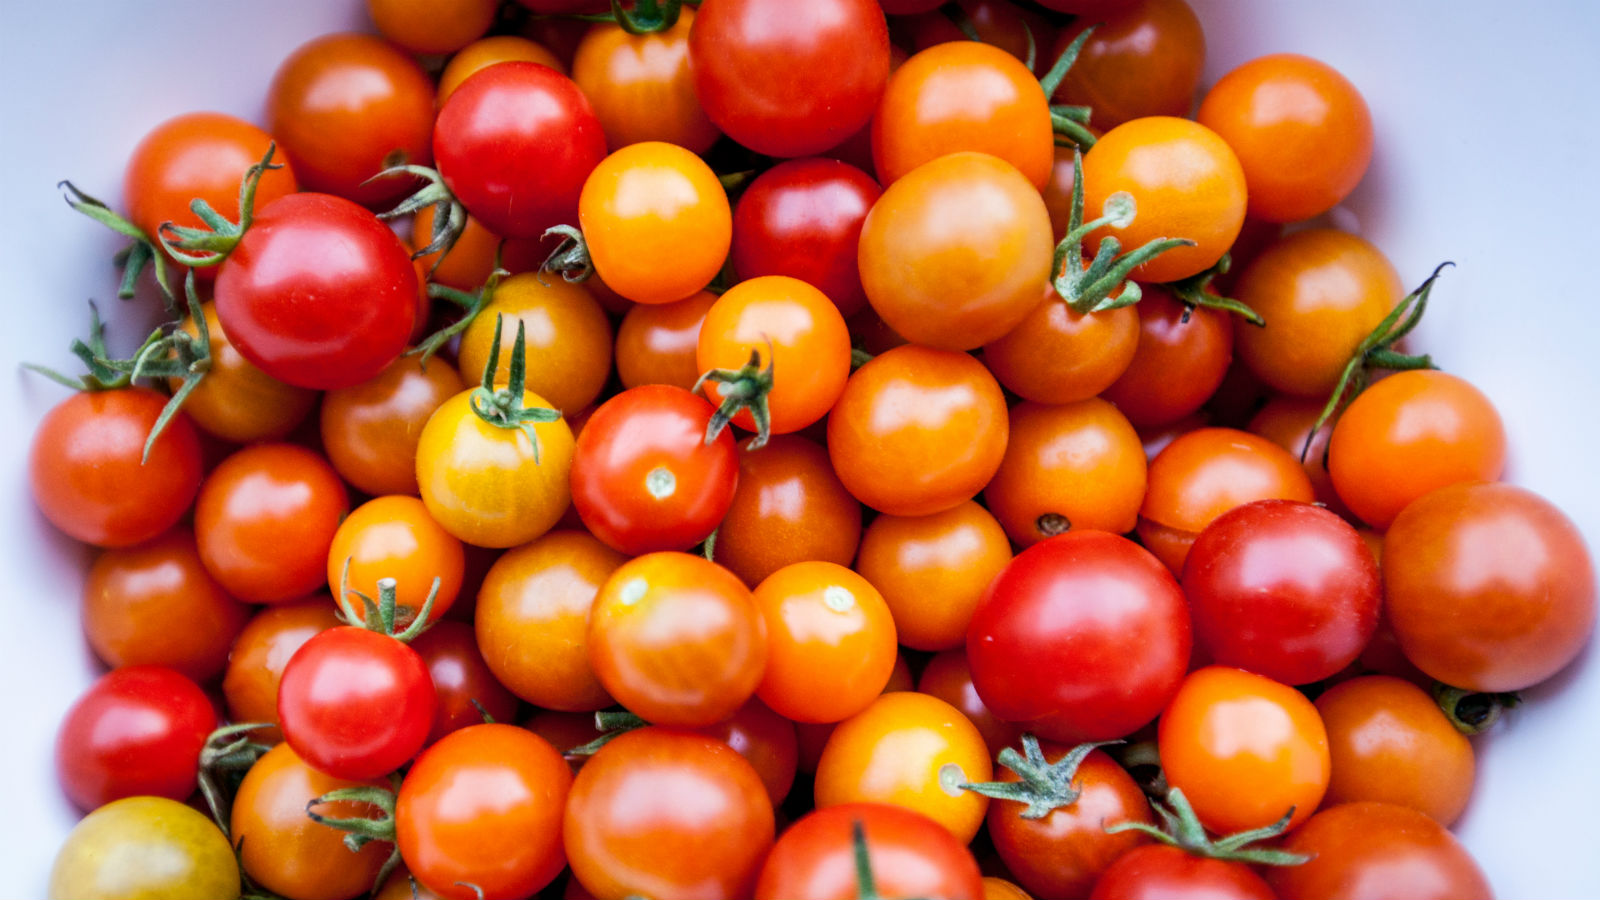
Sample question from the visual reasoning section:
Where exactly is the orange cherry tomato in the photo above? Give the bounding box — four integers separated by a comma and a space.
1248, 396, 1347, 517
1159, 665, 1330, 834
712, 435, 862, 588
753, 561, 897, 723
692, 698, 800, 806
615, 291, 717, 391
458, 273, 614, 412
855, 500, 1012, 652
1050, 0, 1205, 129
223, 597, 342, 742
984, 398, 1147, 546
414, 203, 547, 292
572, 9, 720, 153
1268, 802, 1492, 900
983, 286, 1140, 405
828, 344, 1009, 517
1100, 286, 1233, 427
169, 301, 316, 443
327, 495, 466, 628
438, 36, 566, 107
368, 0, 497, 55
916, 649, 1023, 758
321, 355, 464, 497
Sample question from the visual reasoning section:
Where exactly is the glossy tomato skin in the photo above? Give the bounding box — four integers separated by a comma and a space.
916, 649, 1023, 758
689, 0, 889, 157
968, 531, 1191, 742
753, 561, 897, 723
369, 0, 496, 55
436, 61, 606, 238
572, 10, 719, 152
616, 291, 718, 391
1050, 0, 1206, 130
215, 192, 417, 389
1383, 482, 1596, 692
172, 301, 317, 443
692, 698, 800, 806
223, 598, 343, 742
49, 797, 240, 900
754, 803, 984, 900
1184, 500, 1380, 685
856, 501, 1012, 652
458, 274, 614, 413
397, 725, 573, 900
439, 34, 566, 104
570, 385, 738, 554
1100, 286, 1234, 427
713, 435, 862, 588
731, 158, 881, 317
327, 495, 465, 628
55, 666, 215, 812
29, 388, 202, 548
1087, 844, 1275, 900
409, 621, 519, 746
1267, 802, 1492, 900
322, 355, 464, 497
983, 288, 1140, 405
1248, 396, 1347, 516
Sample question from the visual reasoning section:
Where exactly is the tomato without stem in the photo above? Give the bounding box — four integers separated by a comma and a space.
322, 355, 464, 498
1051, 0, 1206, 129
856, 500, 1011, 652
713, 435, 862, 588
50, 797, 240, 900
1100, 286, 1234, 427
754, 561, 897, 723
368, 0, 497, 55
616, 291, 718, 391
408, 621, 519, 745
223, 598, 343, 742
1267, 802, 1492, 900
572, 10, 720, 153
439, 36, 566, 105
55, 666, 215, 812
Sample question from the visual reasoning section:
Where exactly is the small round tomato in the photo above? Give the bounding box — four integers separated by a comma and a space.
731, 158, 881, 316
195, 444, 348, 603
984, 398, 1147, 546
1100, 286, 1234, 427
50, 797, 240, 900
828, 345, 1009, 516
374, 869, 448, 900
873, 42, 1052, 188
572, 9, 719, 152
1233, 229, 1402, 398
915, 650, 1023, 759
1050, 0, 1206, 129
616, 291, 717, 391
1184, 500, 1381, 685
1082, 116, 1246, 283
1197, 54, 1373, 223
1329, 370, 1507, 529
223, 598, 343, 742
322, 354, 463, 498
1267, 802, 1492, 900
1248, 396, 1347, 515
368, 0, 496, 55
458, 273, 614, 412
1383, 482, 1596, 692
755, 803, 984, 900
267, 33, 434, 206
855, 500, 1011, 652
899, 0, 1055, 71
570, 385, 737, 555
565, 727, 775, 900
83, 527, 248, 682
438, 36, 567, 106
397, 725, 573, 900
29, 387, 202, 548
407, 621, 518, 745
858, 152, 1052, 350
170, 301, 317, 443
1159, 666, 1330, 834
983, 288, 1140, 405
589, 552, 767, 726
1088, 845, 1275, 900
968, 531, 1190, 742
689, 0, 889, 157
753, 562, 897, 723
713, 435, 862, 587
475, 529, 624, 711
328, 495, 465, 628
55, 666, 215, 811
692, 698, 800, 806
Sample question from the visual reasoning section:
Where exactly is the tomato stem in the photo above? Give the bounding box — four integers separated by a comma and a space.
1053, 151, 1195, 314
1432, 682, 1520, 735
565, 710, 650, 759
553, 0, 686, 34
961, 734, 1117, 819
1105, 787, 1310, 866
1168, 253, 1265, 326
372, 165, 464, 265
305, 785, 399, 850
57, 180, 178, 309
466, 314, 564, 460
539, 224, 595, 284
411, 265, 510, 368
196, 722, 274, 838
335, 556, 443, 641
157, 142, 283, 267
693, 342, 776, 450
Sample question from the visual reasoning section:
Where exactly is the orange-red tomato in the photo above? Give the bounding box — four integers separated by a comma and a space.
691, 699, 799, 806
327, 495, 466, 628
983, 287, 1140, 405
1267, 802, 1492, 900
1050, 0, 1206, 129
753, 561, 897, 723
223, 597, 342, 742
409, 621, 520, 746
438, 36, 566, 106
794, 653, 916, 774
1100, 286, 1233, 427
368, 0, 497, 55
169, 301, 316, 444
712, 435, 862, 588
615, 291, 717, 391
916, 650, 1023, 758
983, 878, 1034, 900
572, 9, 720, 153
458, 273, 614, 412
414, 203, 547, 293
321, 354, 464, 497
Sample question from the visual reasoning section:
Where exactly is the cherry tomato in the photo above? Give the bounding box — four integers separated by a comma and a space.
984, 398, 1147, 546
1383, 482, 1596, 692
616, 291, 717, 391
969, 531, 1191, 742
915, 649, 1023, 759
691, 698, 800, 806
1267, 802, 1492, 900
322, 354, 464, 498
1087, 845, 1274, 900
368, 0, 496, 55
50, 797, 239, 900
689, 0, 889, 157
414, 203, 547, 292
1328, 370, 1507, 529
983, 877, 1033, 900
195, 443, 348, 603
55, 666, 215, 811
858, 152, 1053, 350
1159, 666, 1330, 834
570, 385, 737, 554
572, 9, 720, 153
1100, 286, 1234, 427
267, 33, 434, 206
754, 803, 984, 900
898, 0, 1055, 73
458, 273, 614, 412
223, 598, 343, 742
564, 727, 775, 900
170, 301, 316, 443
828, 344, 1009, 516
795, 653, 917, 774
29, 388, 202, 548
713, 435, 862, 587
983, 287, 1140, 405
438, 36, 566, 106
404, 621, 517, 746
328, 495, 465, 628
396, 724, 573, 900
1248, 395, 1347, 515
753, 561, 897, 723
1197, 54, 1373, 223
1050, 0, 1206, 129
589, 552, 767, 726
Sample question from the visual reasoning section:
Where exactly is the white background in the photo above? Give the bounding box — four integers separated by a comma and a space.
1, 0, 1597, 896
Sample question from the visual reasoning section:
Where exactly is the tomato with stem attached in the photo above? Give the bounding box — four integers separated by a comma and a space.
1050, 0, 1206, 130
754, 803, 984, 900
50, 797, 240, 900
457, 272, 614, 413
170, 300, 317, 443
983, 286, 1140, 405
328, 495, 465, 630
55, 666, 216, 812
1088, 844, 1276, 900
572, 8, 720, 153
414, 203, 546, 293
438, 36, 566, 106
1100, 286, 1234, 427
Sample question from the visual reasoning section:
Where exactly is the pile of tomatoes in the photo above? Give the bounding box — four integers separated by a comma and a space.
30, 0, 1597, 898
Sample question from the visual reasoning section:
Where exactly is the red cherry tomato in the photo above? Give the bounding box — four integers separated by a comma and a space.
1050, 0, 1207, 130
55, 666, 215, 812
409, 621, 519, 746
1100, 286, 1234, 427
755, 803, 984, 900
1088, 845, 1275, 900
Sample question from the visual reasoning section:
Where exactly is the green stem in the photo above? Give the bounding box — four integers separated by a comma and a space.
58, 181, 176, 309
1433, 682, 1520, 735
1103, 787, 1310, 867
1051, 150, 1193, 313
467, 315, 563, 461
158, 143, 283, 267
305, 786, 398, 854
197, 723, 274, 837
539, 225, 594, 284
961, 734, 1118, 820
370, 165, 464, 266
1168, 254, 1264, 327
691, 343, 775, 449
565, 711, 650, 758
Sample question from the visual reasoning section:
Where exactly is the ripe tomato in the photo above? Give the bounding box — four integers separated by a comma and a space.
475, 529, 623, 711
406, 621, 518, 746
397, 725, 573, 900
223, 598, 342, 741
1099, 286, 1234, 427
713, 435, 862, 587
1050, 0, 1206, 129
984, 398, 1147, 546
873, 42, 1052, 188
858, 152, 1052, 350
827, 345, 1009, 516
691, 698, 800, 806
969, 532, 1190, 742
754, 803, 984, 900
1184, 500, 1381, 684
439, 36, 566, 106
55, 666, 214, 812
1082, 116, 1246, 283
170, 301, 316, 443
572, 9, 719, 153
1233, 229, 1402, 398
795, 653, 916, 775
983, 287, 1140, 405
616, 291, 717, 391
328, 495, 465, 628
1267, 802, 1492, 900
753, 561, 897, 723
83, 527, 248, 682
899, 0, 1056, 72
689, 0, 889, 157
1087, 845, 1274, 900
855, 500, 1011, 652
232, 743, 390, 900
50, 797, 239, 900
570, 385, 737, 554
458, 273, 614, 412
915, 649, 1023, 761
1383, 482, 1596, 692
983, 877, 1033, 900
1248, 396, 1347, 515
267, 33, 434, 206
322, 355, 463, 498
374, 869, 447, 900
1328, 370, 1507, 529
578, 141, 730, 305
29, 388, 201, 548
1197, 54, 1373, 223
564, 727, 775, 900
195, 443, 348, 603
368, 0, 496, 55
1159, 666, 1330, 834
731, 158, 881, 317
588, 552, 766, 726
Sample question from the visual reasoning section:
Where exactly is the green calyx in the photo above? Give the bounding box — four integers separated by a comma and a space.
196, 722, 274, 837
334, 557, 441, 643
1168, 253, 1265, 326
692, 344, 775, 450
157, 143, 283, 268
1104, 787, 1310, 867
371, 164, 465, 266
411, 264, 509, 368
960, 734, 1119, 820
468, 314, 563, 461
539, 224, 594, 284
565, 710, 650, 759
306, 783, 399, 854
1433, 682, 1520, 735
1041, 26, 1097, 150
58, 181, 177, 310
1053, 150, 1194, 314
555, 0, 685, 34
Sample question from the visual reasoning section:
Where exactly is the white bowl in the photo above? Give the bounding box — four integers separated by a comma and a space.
2, 0, 1597, 895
